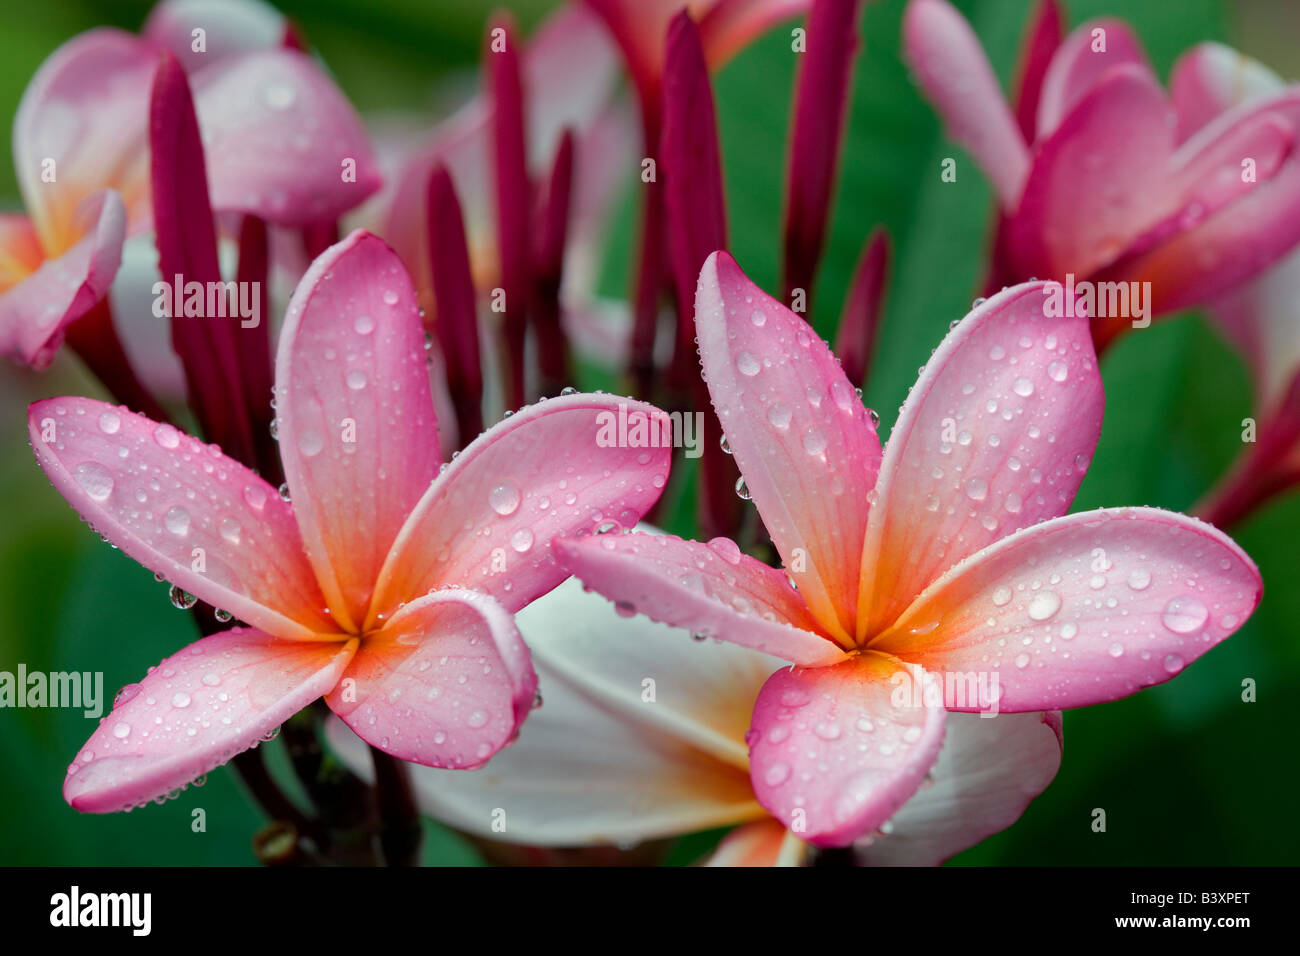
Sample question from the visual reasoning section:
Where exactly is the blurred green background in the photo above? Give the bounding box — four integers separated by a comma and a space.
1, 0, 1296, 865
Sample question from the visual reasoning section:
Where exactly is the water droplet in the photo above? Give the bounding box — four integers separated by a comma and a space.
164, 506, 191, 536
1004, 492, 1023, 514
112, 721, 131, 739
735, 476, 751, 500
382, 289, 400, 305
964, 477, 988, 501
168, 585, 197, 610
1161, 596, 1208, 634
763, 763, 791, 786
510, 528, 534, 553
278, 482, 291, 502
749, 308, 767, 327
802, 427, 828, 456
1048, 361, 1068, 382
214, 608, 233, 623
614, 600, 636, 618
1060, 621, 1077, 640
467, 709, 488, 728
354, 314, 375, 335
1014, 653, 1030, 668
1127, 569, 1151, 591
153, 424, 181, 449
98, 410, 121, 434
736, 351, 761, 376
560, 386, 578, 396
867, 408, 880, 427
263, 83, 295, 110
113, 683, 141, 708
719, 433, 732, 454
767, 403, 793, 430
992, 586, 1013, 607
172, 692, 191, 708
73, 461, 114, 501
707, 537, 742, 564
297, 429, 324, 457
346, 369, 368, 390
1027, 590, 1061, 621
1108, 642, 1125, 658
489, 483, 521, 516
1012, 377, 1034, 397
219, 517, 242, 544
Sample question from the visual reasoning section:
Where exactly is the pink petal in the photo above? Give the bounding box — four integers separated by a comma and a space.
367, 394, 671, 624
1008, 65, 1177, 280
1011, 0, 1063, 142
696, 251, 882, 641
13, 29, 155, 245
856, 711, 1062, 865
189, 49, 381, 224
65, 628, 355, 813
748, 653, 947, 847
0, 190, 125, 368
903, 0, 1029, 208
556, 531, 846, 665
327, 588, 536, 770
275, 230, 438, 631
326, 575, 771, 844
1170, 42, 1282, 141
1098, 92, 1300, 321
858, 281, 1102, 640
143, 0, 286, 74
706, 818, 808, 866
1035, 19, 1156, 139
833, 226, 891, 388
873, 508, 1262, 711
28, 397, 333, 639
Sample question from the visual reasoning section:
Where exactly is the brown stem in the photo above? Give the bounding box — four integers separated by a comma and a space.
370, 746, 423, 866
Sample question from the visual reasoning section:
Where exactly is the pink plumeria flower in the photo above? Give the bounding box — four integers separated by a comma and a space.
327, 571, 1063, 866
0, 0, 380, 368
1170, 44, 1300, 526
27, 230, 670, 813
904, 0, 1300, 349
558, 251, 1262, 847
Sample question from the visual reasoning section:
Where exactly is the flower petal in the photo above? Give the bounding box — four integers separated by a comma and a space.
327, 588, 536, 770
696, 251, 881, 640
326, 574, 771, 844
1170, 42, 1283, 141
706, 818, 809, 866
28, 396, 333, 639
556, 531, 846, 666
13, 29, 154, 247
856, 711, 1062, 865
1035, 19, 1156, 139
858, 281, 1102, 640
143, 0, 286, 74
748, 653, 947, 847
190, 49, 381, 224
367, 394, 670, 624
903, 0, 1029, 207
275, 230, 438, 630
1008, 65, 1177, 280
65, 628, 355, 813
0, 190, 125, 368
873, 508, 1262, 711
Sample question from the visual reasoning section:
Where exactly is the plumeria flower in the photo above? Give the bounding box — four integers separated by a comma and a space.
557, 251, 1262, 847
1, 0, 380, 369
26, 230, 669, 812
327, 573, 1063, 866
1169, 44, 1300, 526
904, 0, 1300, 349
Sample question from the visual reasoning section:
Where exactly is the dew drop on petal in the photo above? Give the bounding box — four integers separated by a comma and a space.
1026, 590, 1061, 621
73, 462, 114, 501
1161, 596, 1208, 634
736, 351, 761, 377
489, 483, 521, 516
